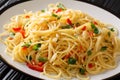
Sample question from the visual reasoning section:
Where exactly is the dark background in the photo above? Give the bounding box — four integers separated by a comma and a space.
0, 0, 120, 80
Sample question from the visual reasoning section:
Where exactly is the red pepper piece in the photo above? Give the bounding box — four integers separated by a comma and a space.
26, 63, 43, 72
88, 63, 93, 68
93, 21, 98, 25
88, 31, 94, 37
13, 27, 25, 38
66, 18, 72, 25
22, 46, 27, 50
64, 54, 70, 59
56, 8, 62, 13
13, 27, 21, 32
37, 62, 44, 66
19, 29, 25, 38
8, 37, 13, 40
25, 15, 30, 18
82, 26, 86, 31
33, 65, 43, 72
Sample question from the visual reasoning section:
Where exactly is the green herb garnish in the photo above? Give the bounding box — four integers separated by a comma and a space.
91, 23, 99, 34
33, 43, 41, 51
61, 25, 72, 29
87, 50, 92, 56
68, 57, 76, 64
100, 46, 107, 51
52, 13, 58, 17
79, 68, 86, 75
38, 57, 47, 62
41, 9, 45, 12
110, 28, 115, 32
10, 32, 15, 36
52, 13, 61, 19
57, 3, 66, 10
22, 42, 31, 48
108, 32, 111, 37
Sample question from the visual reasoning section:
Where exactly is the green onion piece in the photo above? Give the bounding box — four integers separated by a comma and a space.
61, 25, 72, 29
79, 68, 86, 75
94, 28, 99, 34
10, 32, 15, 36
110, 28, 114, 32
22, 42, 31, 48
87, 50, 92, 56
108, 32, 111, 37
57, 3, 66, 10
91, 23, 99, 34
91, 23, 96, 29
52, 13, 58, 17
33, 43, 41, 51
41, 9, 45, 12
52, 13, 61, 19
57, 15, 61, 20
38, 57, 47, 62
100, 46, 107, 51
68, 57, 76, 64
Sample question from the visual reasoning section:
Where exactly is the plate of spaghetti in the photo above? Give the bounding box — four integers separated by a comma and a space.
0, 0, 120, 80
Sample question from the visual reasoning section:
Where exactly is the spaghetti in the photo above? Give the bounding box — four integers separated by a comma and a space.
0, 3, 120, 80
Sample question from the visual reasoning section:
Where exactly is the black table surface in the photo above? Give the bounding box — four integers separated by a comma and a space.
0, 0, 120, 80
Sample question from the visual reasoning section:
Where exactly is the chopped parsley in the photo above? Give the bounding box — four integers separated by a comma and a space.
41, 9, 45, 12
110, 28, 115, 32
52, 13, 58, 17
68, 57, 76, 64
79, 68, 86, 75
108, 32, 111, 37
61, 25, 72, 29
87, 50, 92, 56
52, 13, 61, 19
10, 32, 15, 36
22, 42, 31, 48
33, 43, 41, 51
100, 46, 107, 51
57, 3, 66, 10
38, 57, 47, 62
91, 23, 99, 34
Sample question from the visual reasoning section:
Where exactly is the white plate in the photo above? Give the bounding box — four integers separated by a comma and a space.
0, 0, 120, 80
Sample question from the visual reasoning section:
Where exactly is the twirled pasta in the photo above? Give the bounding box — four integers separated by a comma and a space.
0, 3, 120, 80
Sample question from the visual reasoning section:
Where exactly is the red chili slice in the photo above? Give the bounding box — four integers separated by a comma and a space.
19, 29, 25, 38
33, 65, 43, 72
25, 15, 30, 18
88, 63, 93, 68
88, 31, 94, 37
26, 63, 43, 72
13, 27, 25, 38
66, 18, 72, 25
56, 8, 62, 13
37, 62, 44, 66
64, 54, 70, 59
22, 46, 27, 50
13, 27, 21, 32
93, 21, 98, 25
82, 26, 86, 31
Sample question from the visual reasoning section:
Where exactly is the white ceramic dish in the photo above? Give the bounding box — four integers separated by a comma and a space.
0, 0, 120, 80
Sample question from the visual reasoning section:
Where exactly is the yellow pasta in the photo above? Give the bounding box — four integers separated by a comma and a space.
0, 3, 120, 80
